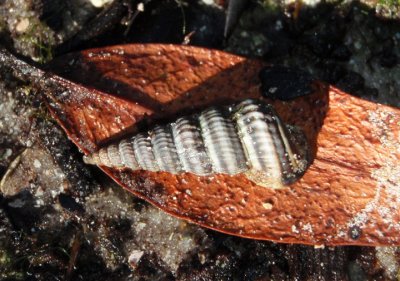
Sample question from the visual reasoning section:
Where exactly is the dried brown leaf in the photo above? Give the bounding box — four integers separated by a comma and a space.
45, 44, 400, 246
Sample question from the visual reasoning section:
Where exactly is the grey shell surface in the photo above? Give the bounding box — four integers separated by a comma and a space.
84, 99, 310, 189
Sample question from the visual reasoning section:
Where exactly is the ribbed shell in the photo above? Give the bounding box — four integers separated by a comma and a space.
83, 99, 310, 189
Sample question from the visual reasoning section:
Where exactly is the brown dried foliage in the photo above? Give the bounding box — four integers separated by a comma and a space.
45, 44, 400, 246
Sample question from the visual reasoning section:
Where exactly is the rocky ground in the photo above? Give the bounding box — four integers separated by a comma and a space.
0, 0, 400, 280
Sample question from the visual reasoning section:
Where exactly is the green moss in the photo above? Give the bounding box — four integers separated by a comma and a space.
378, 0, 400, 8
257, 0, 280, 12
0, 249, 25, 280
15, 85, 54, 122
0, 249, 12, 266
0, 19, 6, 33
17, 17, 55, 63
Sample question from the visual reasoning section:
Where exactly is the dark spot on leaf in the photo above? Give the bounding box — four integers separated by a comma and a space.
259, 66, 314, 100
349, 226, 362, 240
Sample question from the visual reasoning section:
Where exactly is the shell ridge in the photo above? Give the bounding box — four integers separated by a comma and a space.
118, 139, 139, 170
133, 133, 159, 171
171, 116, 213, 175
199, 107, 247, 174
151, 125, 182, 173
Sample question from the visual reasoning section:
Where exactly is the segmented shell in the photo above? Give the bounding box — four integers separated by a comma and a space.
83, 99, 310, 189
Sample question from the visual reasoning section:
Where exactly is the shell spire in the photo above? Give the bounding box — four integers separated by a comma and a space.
83, 99, 310, 189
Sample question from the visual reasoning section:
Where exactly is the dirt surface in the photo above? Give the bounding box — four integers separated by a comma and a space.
1, 0, 400, 280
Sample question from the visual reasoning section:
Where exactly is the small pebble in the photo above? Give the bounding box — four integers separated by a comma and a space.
15, 18, 30, 33
128, 250, 144, 270
33, 159, 42, 169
